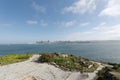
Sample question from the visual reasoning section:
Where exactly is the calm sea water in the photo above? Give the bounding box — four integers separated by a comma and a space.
0, 41, 120, 63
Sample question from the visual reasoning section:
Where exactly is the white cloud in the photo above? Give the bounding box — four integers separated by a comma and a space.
66, 23, 120, 40
63, 0, 96, 14
32, 1, 46, 13
27, 20, 38, 25
39, 20, 48, 27
27, 20, 48, 27
99, 0, 120, 17
57, 20, 76, 27
80, 22, 89, 26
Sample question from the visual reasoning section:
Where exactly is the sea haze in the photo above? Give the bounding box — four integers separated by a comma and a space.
0, 41, 120, 63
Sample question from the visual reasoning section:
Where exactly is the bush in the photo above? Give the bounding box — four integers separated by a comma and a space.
38, 53, 53, 62
95, 67, 120, 80
38, 52, 98, 72
113, 64, 120, 71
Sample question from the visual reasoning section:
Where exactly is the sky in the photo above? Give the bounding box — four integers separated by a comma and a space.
0, 0, 120, 43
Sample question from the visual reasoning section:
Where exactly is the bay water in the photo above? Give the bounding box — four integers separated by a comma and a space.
0, 41, 120, 63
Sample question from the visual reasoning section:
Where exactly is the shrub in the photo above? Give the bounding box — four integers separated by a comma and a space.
95, 67, 120, 80
38, 53, 53, 62
38, 52, 98, 72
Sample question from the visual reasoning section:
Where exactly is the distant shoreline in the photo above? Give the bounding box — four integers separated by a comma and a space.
1, 40, 120, 45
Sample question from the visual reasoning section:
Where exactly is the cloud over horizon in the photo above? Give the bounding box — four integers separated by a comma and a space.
66, 23, 120, 40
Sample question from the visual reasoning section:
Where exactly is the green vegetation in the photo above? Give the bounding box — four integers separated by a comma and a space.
108, 63, 120, 80
95, 63, 120, 80
0, 54, 32, 65
38, 52, 98, 72
95, 67, 120, 80
109, 63, 120, 72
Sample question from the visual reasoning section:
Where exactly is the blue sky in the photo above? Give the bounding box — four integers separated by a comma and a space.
0, 0, 120, 43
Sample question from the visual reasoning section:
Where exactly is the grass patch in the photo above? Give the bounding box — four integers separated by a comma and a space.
38, 52, 98, 72
0, 54, 32, 65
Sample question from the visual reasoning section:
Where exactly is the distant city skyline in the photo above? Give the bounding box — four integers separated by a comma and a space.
0, 0, 120, 44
